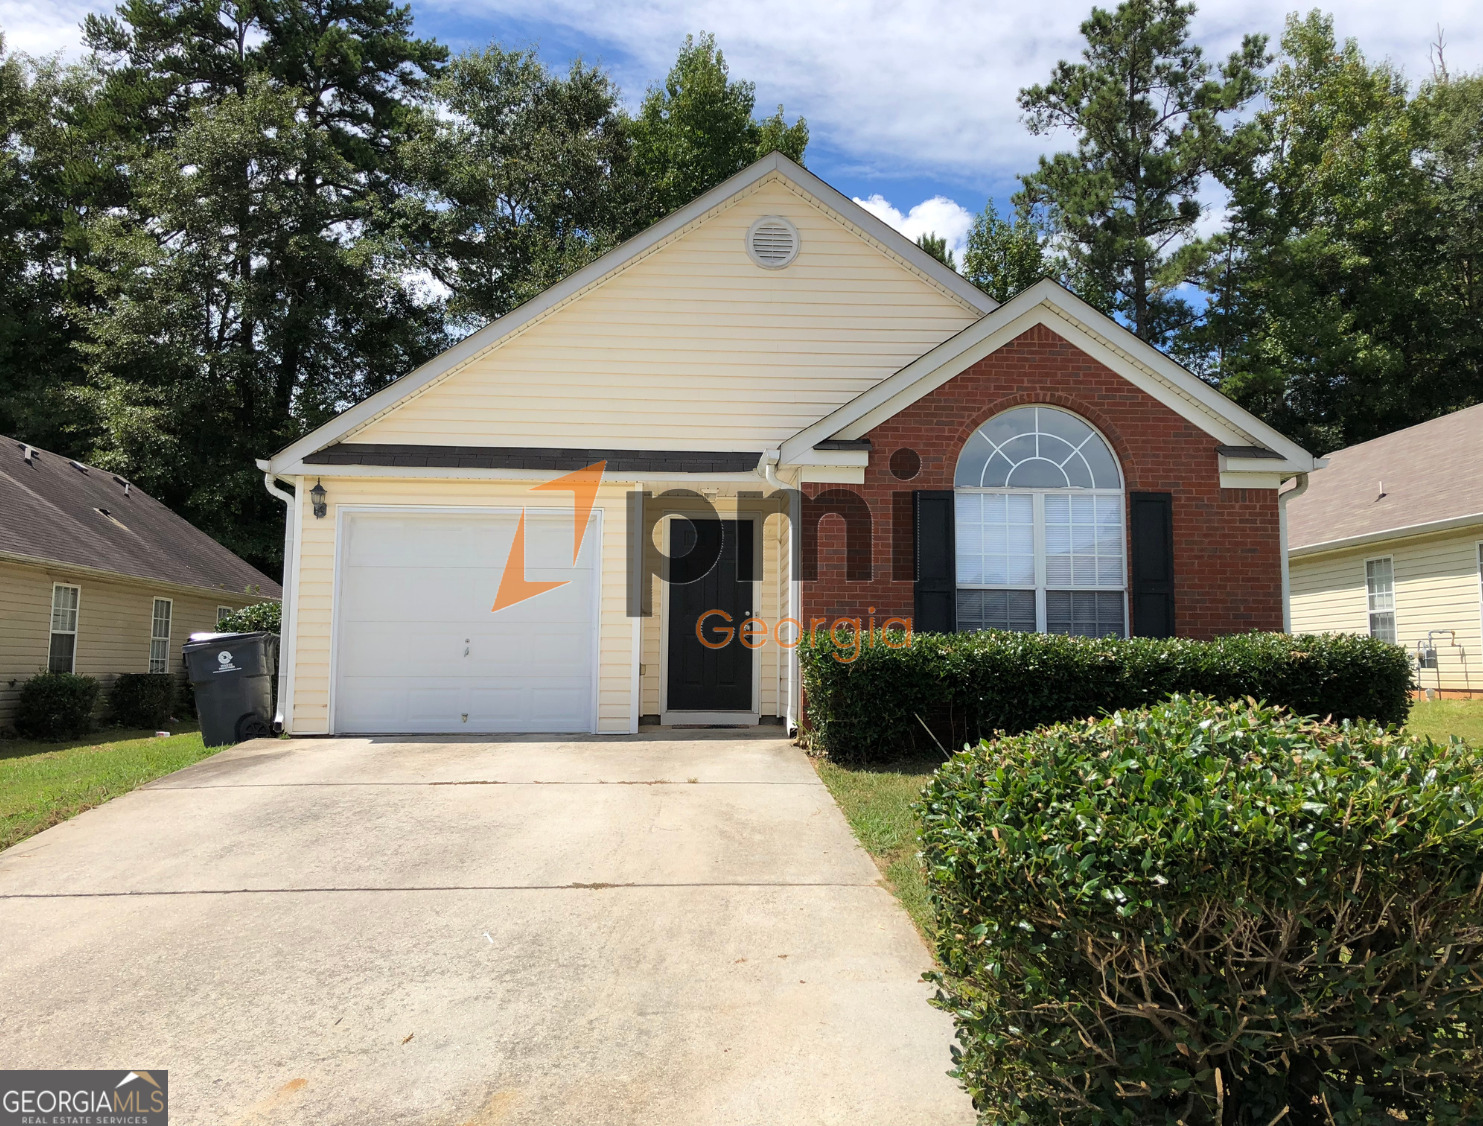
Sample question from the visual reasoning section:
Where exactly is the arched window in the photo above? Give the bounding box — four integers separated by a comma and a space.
954, 406, 1126, 637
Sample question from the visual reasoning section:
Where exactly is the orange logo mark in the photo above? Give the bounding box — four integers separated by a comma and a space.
530, 460, 606, 563
491, 510, 569, 613
491, 461, 606, 614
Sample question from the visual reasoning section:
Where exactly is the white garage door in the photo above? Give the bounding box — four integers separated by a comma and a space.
334, 510, 598, 734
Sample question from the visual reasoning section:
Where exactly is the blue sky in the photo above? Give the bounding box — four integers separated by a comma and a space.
4, 0, 1479, 261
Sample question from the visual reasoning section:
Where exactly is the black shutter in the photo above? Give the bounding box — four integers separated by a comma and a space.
913, 490, 956, 633
1129, 491, 1175, 637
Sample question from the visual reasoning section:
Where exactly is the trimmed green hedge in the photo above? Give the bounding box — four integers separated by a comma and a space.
15, 672, 100, 740
216, 600, 280, 634
107, 673, 176, 729
919, 696, 1483, 1125
800, 630, 1413, 762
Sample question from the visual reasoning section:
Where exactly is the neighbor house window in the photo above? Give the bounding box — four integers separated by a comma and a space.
150, 598, 173, 673
217, 606, 233, 625
955, 406, 1126, 637
1366, 557, 1396, 642
48, 584, 80, 673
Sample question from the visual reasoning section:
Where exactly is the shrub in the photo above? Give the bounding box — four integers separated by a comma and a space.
215, 600, 280, 634
107, 673, 176, 729
15, 672, 100, 740
919, 696, 1483, 1126
800, 629, 1413, 762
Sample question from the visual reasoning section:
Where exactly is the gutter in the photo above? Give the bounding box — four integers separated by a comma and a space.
0, 549, 277, 602
1289, 509, 1483, 559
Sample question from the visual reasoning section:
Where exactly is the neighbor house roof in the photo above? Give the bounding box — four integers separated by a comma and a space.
2, 437, 281, 597
1287, 402, 1483, 556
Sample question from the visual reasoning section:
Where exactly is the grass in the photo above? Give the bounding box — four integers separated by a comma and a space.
1404, 698, 1483, 745
815, 698, 1483, 946
0, 725, 216, 852
815, 754, 942, 940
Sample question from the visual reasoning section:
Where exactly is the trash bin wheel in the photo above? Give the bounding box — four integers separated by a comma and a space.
236, 715, 273, 741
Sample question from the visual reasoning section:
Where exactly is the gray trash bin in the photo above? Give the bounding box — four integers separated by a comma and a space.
184, 631, 279, 746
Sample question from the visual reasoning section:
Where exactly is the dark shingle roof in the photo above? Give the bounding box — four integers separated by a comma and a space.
1, 437, 280, 597
1287, 403, 1483, 551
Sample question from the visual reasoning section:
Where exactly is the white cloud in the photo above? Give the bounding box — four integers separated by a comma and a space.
854, 194, 975, 263
7, 0, 1479, 189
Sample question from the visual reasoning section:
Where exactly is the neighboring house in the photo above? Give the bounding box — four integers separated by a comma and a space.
1288, 403, 1483, 696
1, 438, 281, 726
258, 153, 1317, 737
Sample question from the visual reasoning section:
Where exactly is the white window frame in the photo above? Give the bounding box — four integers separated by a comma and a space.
49, 583, 81, 674
955, 487, 1129, 634
150, 597, 173, 674
1364, 556, 1397, 643
217, 605, 234, 625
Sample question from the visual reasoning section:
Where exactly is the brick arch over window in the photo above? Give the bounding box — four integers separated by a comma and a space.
948, 390, 1141, 489
799, 324, 1283, 640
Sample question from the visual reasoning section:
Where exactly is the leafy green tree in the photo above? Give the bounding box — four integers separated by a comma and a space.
405, 46, 643, 328
0, 42, 100, 448
72, 0, 449, 571
1416, 68, 1483, 423
962, 199, 1052, 301
1016, 0, 1266, 347
631, 33, 807, 221
915, 232, 956, 270
1207, 12, 1447, 452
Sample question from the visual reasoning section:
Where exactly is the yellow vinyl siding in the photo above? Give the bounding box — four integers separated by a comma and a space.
0, 558, 262, 727
1290, 527, 1483, 692
288, 478, 789, 733
349, 177, 980, 452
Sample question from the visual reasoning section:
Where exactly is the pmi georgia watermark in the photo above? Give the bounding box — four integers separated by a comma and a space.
694, 609, 912, 663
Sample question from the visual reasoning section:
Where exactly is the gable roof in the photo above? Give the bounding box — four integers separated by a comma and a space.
1287, 402, 1483, 555
267, 153, 996, 474
2, 437, 281, 597
779, 279, 1317, 472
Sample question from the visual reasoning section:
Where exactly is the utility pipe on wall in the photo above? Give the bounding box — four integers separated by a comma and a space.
1279, 472, 1310, 634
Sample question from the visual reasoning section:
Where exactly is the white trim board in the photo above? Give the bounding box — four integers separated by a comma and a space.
778, 280, 1318, 475
266, 153, 995, 474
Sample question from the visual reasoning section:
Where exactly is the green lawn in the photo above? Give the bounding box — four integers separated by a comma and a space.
815, 755, 943, 940
1403, 698, 1483, 744
0, 726, 216, 852
816, 697, 1483, 946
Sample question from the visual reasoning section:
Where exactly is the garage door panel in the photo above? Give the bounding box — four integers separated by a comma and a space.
334, 511, 598, 734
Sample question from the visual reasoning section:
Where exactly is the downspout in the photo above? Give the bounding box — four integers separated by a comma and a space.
262, 471, 295, 732
1279, 472, 1310, 634
757, 450, 799, 732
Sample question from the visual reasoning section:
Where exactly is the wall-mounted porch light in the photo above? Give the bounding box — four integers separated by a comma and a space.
310, 479, 327, 519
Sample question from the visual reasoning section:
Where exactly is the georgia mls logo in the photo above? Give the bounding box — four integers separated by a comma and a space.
2, 1069, 168, 1124
490, 460, 605, 613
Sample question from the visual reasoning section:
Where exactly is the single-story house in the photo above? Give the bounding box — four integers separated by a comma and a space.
1, 437, 281, 726
1289, 403, 1483, 695
258, 153, 1318, 737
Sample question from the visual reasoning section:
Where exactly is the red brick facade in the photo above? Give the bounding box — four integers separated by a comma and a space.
799, 325, 1282, 639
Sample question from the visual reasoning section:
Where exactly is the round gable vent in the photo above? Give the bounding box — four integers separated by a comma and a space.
747, 215, 800, 269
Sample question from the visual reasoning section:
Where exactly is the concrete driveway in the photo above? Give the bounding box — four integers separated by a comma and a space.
0, 730, 972, 1125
